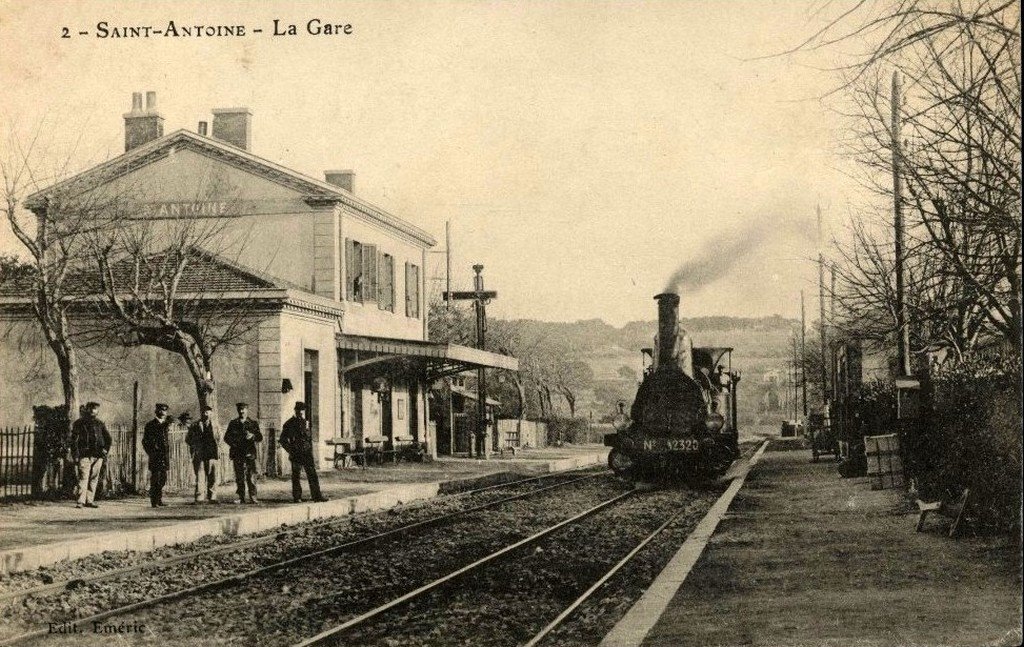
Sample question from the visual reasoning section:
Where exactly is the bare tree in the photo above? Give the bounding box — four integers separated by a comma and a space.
1, 121, 129, 423
830, 209, 991, 360
89, 194, 264, 427
803, 0, 1021, 356
552, 359, 594, 418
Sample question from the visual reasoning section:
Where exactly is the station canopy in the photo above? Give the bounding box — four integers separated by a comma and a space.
337, 334, 518, 381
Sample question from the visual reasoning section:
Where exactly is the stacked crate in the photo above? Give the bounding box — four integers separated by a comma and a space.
864, 433, 904, 490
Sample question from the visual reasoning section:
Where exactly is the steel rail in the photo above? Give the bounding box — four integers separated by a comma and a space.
0, 472, 604, 647
293, 488, 639, 647
520, 504, 693, 647
0, 466, 597, 606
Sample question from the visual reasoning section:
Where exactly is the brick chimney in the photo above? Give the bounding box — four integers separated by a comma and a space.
324, 170, 354, 193
123, 91, 165, 152
211, 107, 252, 150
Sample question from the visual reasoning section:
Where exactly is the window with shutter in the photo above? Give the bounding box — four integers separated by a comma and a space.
346, 239, 363, 302
405, 262, 412, 317
378, 253, 395, 312
406, 263, 420, 318
362, 244, 378, 303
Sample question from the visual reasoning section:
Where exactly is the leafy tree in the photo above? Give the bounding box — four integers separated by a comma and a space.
616, 364, 638, 382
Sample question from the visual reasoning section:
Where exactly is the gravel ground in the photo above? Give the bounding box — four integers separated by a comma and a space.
0, 470, 595, 601
536, 439, 764, 647
337, 486, 721, 647
12, 475, 629, 646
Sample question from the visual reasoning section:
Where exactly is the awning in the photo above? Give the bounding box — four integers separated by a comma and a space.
450, 385, 502, 407
337, 334, 518, 380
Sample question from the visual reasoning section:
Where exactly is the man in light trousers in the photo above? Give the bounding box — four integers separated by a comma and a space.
185, 405, 220, 503
70, 401, 112, 509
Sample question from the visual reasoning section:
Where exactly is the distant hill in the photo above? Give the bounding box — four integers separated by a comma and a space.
494, 315, 800, 425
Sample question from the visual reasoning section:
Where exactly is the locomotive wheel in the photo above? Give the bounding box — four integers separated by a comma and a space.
608, 448, 635, 477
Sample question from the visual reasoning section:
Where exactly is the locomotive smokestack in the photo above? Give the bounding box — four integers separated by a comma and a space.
654, 292, 681, 370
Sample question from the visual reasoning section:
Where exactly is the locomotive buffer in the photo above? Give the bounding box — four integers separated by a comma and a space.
443, 264, 497, 459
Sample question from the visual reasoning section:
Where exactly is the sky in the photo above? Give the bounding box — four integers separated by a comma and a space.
0, 0, 862, 325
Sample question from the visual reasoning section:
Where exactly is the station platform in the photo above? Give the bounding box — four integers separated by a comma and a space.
0, 445, 608, 575
605, 446, 1021, 647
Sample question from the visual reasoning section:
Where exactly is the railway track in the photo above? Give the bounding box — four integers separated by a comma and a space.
7, 443, 766, 647
0, 466, 606, 642
297, 443, 764, 647
297, 486, 714, 647
0, 468, 608, 645
0, 467, 597, 605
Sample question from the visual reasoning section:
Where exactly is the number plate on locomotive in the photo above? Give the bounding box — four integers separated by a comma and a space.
642, 437, 700, 453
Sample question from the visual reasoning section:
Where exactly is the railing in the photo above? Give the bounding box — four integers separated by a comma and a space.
0, 426, 34, 499
0, 422, 279, 500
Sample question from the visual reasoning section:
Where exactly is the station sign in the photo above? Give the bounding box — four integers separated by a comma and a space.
139, 201, 232, 218
132, 199, 313, 219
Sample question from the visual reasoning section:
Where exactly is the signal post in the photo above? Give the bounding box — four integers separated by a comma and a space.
444, 265, 498, 458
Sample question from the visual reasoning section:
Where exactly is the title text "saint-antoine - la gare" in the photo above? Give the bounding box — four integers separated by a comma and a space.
93, 19, 352, 38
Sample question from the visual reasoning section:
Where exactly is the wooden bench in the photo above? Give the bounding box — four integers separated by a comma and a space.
916, 488, 970, 537
325, 438, 358, 469
361, 435, 387, 465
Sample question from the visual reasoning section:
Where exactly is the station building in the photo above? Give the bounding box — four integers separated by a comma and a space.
0, 91, 516, 468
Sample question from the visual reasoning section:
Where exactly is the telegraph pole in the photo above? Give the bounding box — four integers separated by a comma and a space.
445, 221, 452, 310
444, 265, 498, 458
800, 290, 808, 418
891, 71, 920, 421
817, 204, 828, 409
830, 263, 838, 403
791, 335, 800, 420
891, 71, 911, 378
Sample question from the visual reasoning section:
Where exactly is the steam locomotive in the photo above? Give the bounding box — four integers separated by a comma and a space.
604, 293, 740, 480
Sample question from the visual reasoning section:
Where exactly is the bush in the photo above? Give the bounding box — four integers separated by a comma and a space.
545, 417, 590, 445
858, 379, 896, 438
915, 352, 1022, 534
32, 404, 73, 497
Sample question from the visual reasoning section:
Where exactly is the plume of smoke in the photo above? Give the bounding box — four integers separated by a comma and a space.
662, 217, 815, 294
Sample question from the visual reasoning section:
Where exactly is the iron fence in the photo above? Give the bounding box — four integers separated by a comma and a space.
0, 422, 279, 501
0, 426, 34, 499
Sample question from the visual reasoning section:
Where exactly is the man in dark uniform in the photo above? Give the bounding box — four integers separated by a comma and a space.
279, 402, 327, 503
70, 401, 111, 509
224, 402, 262, 504
142, 403, 172, 508
185, 405, 220, 503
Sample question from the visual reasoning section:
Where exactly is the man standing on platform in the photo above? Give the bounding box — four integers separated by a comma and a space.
279, 402, 327, 503
225, 402, 262, 504
70, 401, 111, 509
142, 403, 172, 508
185, 405, 220, 504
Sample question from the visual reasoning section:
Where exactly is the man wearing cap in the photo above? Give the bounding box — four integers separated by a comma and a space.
142, 404, 172, 507
279, 402, 327, 503
185, 405, 220, 503
225, 402, 262, 504
70, 401, 111, 509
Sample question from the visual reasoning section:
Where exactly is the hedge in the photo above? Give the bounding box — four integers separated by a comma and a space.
910, 352, 1022, 534
545, 417, 590, 445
